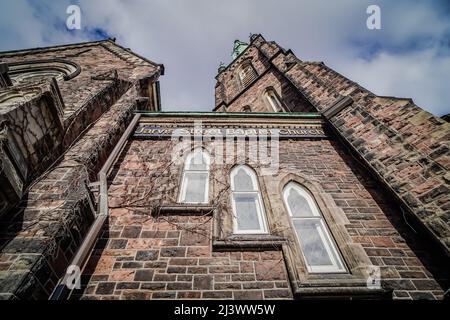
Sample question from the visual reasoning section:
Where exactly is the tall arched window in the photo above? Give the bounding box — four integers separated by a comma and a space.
179, 149, 210, 204
230, 165, 268, 234
238, 63, 257, 88
264, 89, 283, 112
283, 182, 346, 273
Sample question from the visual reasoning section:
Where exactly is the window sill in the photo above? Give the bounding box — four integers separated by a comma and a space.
290, 273, 392, 299
153, 205, 214, 216
281, 245, 393, 300
213, 234, 286, 251
293, 283, 392, 300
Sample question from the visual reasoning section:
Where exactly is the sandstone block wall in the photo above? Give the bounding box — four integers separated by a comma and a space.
0, 40, 162, 299
216, 34, 450, 259
77, 128, 447, 300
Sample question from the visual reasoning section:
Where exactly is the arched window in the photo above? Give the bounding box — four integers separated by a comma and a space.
238, 62, 257, 88
242, 105, 252, 112
264, 88, 283, 112
230, 165, 268, 234
283, 182, 346, 273
179, 149, 210, 204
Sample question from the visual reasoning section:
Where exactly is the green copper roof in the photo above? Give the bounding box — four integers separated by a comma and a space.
218, 36, 258, 74
232, 39, 249, 60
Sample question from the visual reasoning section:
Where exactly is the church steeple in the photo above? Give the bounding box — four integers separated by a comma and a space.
231, 39, 248, 60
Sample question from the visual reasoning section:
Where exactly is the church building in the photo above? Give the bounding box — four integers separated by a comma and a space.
0, 34, 448, 300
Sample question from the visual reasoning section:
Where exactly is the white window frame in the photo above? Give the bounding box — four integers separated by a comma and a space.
178, 149, 210, 204
264, 89, 283, 112
230, 165, 268, 234
283, 182, 346, 274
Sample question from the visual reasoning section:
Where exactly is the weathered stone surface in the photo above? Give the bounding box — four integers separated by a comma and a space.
0, 40, 162, 299
1, 35, 448, 302
243, 36, 450, 256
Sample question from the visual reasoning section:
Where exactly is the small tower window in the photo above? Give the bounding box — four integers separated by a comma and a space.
242, 105, 252, 112
264, 88, 284, 112
230, 165, 268, 234
238, 63, 257, 88
283, 182, 346, 273
179, 149, 210, 204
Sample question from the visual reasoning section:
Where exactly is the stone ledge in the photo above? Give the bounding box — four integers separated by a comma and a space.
322, 96, 354, 119
213, 235, 286, 251
155, 205, 214, 216
293, 285, 392, 300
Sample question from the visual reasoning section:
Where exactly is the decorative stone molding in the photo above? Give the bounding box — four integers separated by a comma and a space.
322, 96, 354, 119
7, 59, 81, 85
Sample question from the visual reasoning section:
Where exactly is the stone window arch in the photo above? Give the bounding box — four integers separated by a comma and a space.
7, 59, 81, 85
230, 165, 268, 234
263, 87, 284, 112
242, 105, 252, 112
263, 172, 389, 298
178, 148, 210, 204
283, 181, 346, 273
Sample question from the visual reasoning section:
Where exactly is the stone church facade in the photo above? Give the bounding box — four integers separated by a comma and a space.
0, 35, 448, 300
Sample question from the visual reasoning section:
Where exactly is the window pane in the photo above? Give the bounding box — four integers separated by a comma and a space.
287, 187, 315, 217
233, 168, 255, 191
293, 219, 334, 267
183, 172, 208, 203
273, 94, 282, 109
234, 194, 261, 231
265, 90, 282, 111
187, 151, 208, 171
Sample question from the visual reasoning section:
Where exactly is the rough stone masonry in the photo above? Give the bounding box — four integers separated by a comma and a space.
0, 34, 449, 300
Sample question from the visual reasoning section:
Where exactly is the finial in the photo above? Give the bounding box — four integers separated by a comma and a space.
218, 61, 226, 73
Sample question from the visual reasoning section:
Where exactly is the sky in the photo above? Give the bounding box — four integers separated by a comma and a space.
0, 0, 449, 116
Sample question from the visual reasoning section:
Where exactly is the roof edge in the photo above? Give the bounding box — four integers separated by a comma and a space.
0, 39, 110, 56
0, 38, 164, 74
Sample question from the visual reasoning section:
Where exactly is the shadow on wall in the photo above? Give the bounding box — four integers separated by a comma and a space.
330, 138, 450, 298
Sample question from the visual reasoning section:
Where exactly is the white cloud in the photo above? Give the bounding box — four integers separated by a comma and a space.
334, 48, 450, 116
0, 0, 449, 115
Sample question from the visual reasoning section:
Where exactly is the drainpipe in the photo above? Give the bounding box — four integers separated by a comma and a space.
50, 113, 141, 300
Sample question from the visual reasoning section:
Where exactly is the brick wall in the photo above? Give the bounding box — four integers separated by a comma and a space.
78, 213, 291, 300
77, 130, 447, 300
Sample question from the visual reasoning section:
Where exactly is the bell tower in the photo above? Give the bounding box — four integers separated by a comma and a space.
214, 34, 314, 113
